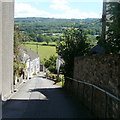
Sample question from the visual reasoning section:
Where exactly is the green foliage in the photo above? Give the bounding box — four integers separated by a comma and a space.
86, 34, 98, 46
14, 25, 22, 56
14, 61, 26, 77
37, 34, 44, 42
14, 25, 27, 82
33, 73, 37, 75
47, 73, 57, 80
44, 36, 51, 45
56, 75, 65, 87
44, 55, 57, 74
56, 28, 90, 78
14, 25, 30, 56
15, 18, 102, 44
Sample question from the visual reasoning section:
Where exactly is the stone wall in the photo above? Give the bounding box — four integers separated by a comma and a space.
74, 55, 120, 97
67, 55, 120, 118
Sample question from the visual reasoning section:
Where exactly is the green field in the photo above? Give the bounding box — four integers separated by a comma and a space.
23, 42, 57, 62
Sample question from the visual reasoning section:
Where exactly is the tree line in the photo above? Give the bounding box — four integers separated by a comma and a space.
15, 17, 102, 45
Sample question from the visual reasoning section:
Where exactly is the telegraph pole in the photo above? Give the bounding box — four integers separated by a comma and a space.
36, 43, 38, 54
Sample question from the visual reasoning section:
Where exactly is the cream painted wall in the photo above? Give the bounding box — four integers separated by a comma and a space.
2, 1, 14, 100
0, 1, 2, 119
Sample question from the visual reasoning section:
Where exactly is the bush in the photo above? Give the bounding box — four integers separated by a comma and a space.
33, 73, 37, 75
43, 55, 57, 74
56, 28, 90, 78
14, 61, 26, 77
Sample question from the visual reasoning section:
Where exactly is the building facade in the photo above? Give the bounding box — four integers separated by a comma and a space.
0, 0, 14, 101
21, 48, 40, 79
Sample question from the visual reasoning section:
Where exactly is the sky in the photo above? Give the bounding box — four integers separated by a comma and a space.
15, 0, 103, 19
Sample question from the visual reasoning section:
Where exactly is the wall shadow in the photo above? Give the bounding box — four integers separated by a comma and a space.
2, 87, 94, 119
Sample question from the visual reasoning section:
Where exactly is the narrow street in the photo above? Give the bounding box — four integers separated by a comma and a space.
2, 73, 93, 119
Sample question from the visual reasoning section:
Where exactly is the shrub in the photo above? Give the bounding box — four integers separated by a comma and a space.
43, 55, 57, 74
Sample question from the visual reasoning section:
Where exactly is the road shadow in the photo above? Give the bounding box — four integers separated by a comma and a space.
2, 87, 94, 119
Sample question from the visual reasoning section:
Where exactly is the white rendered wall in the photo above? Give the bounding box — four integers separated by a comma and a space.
2, 0, 14, 100
0, 1, 2, 119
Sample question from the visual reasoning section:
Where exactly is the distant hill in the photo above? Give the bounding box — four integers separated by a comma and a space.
14, 17, 102, 43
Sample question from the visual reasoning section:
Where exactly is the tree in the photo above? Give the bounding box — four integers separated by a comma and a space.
86, 34, 97, 46
56, 28, 90, 80
15, 18, 102, 43
14, 25, 26, 84
21, 31, 30, 42
44, 36, 51, 45
14, 25, 23, 57
37, 34, 44, 42
29, 32, 37, 42
44, 55, 57, 74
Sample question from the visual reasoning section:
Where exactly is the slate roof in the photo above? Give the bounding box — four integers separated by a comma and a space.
26, 49, 39, 60
90, 45, 105, 55
19, 46, 39, 61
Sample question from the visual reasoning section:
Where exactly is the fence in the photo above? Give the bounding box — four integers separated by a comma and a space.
66, 77, 120, 118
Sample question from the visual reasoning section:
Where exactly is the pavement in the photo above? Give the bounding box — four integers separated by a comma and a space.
2, 72, 94, 119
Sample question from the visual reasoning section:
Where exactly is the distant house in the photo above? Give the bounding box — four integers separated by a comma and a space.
20, 47, 40, 79
24, 49, 40, 78
90, 45, 105, 55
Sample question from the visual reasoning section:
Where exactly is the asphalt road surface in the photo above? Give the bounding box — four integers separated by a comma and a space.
2, 73, 94, 119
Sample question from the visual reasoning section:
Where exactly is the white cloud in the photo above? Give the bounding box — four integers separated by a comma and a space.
15, 0, 103, 3
15, 0, 102, 19
15, 3, 49, 18
49, 0, 102, 19
50, 0, 70, 11
48, 9, 102, 19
